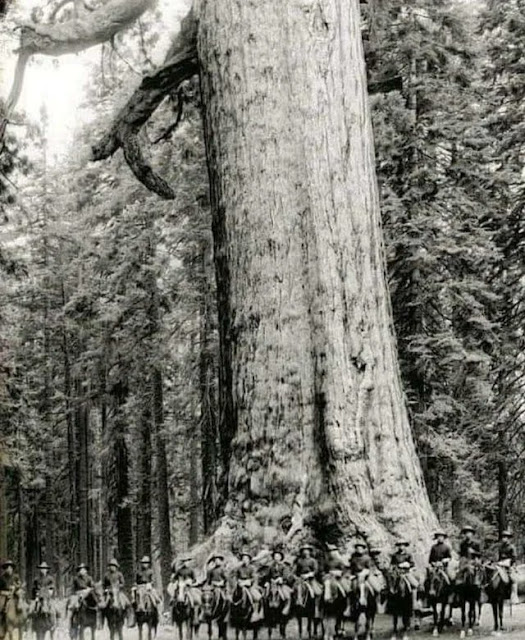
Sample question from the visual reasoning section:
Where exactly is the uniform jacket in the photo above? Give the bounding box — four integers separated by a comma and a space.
103, 571, 125, 589
73, 574, 94, 592
429, 542, 452, 564
136, 568, 154, 585
32, 574, 56, 599
295, 557, 319, 576
390, 550, 415, 567
498, 541, 517, 563
459, 539, 481, 559
349, 552, 371, 574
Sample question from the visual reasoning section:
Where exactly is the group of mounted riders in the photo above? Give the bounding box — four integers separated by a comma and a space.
0, 525, 520, 640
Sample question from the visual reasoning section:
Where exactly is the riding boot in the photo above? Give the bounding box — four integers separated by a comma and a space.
511, 581, 519, 605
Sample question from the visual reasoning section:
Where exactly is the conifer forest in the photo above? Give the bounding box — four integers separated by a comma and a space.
1, 2, 525, 636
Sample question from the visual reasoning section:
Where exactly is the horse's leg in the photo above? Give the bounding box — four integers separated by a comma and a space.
431, 602, 438, 637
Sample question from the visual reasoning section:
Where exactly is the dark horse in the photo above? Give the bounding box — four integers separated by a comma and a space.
483, 563, 511, 634
31, 588, 58, 640
169, 580, 198, 640
69, 587, 102, 640
321, 574, 346, 640
425, 563, 453, 636
386, 568, 414, 640
200, 585, 229, 640
348, 575, 380, 640
102, 586, 129, 640
133, 585, 158, 640
293, 578, 321, 640
230, 582, 260, 640
456, 561, 483, 638
264, 579, 291, 640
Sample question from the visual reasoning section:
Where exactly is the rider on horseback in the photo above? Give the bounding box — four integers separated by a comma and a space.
294, 544, 322, 597
497, 530, 517, 601
348, 541, 372, 607
456, 526, 482, 585
31, 561, 57, 624
103, 559, 131, 610
169, 555, 201, 607
68, 563, 95, 616
233, 551, 263, 621
206, 553, 228, 601
0, 560, 21, 634
263, 549, 293, 616
133, 556, 161, 610
390, 540, 419, 609
428, 530, 453, 580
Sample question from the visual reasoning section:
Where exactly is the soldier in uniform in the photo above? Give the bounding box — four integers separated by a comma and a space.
68, 563, 95, 619
294, 544, 322, 597
428, 531, 452, 565
323, 544, 350, 597
133, 556, 160, 609
233, 551, 263, 620
31, 561, 57, 620
497, 530, 517, 601
103, 559, 130, 609
348, 541, 372, 607
263, 549, 293, 616
206, 553, 228, 602
390, 541, 419, 609
456, 525, 482, 585
0, 560, 22, 633
168, 556, 201, 607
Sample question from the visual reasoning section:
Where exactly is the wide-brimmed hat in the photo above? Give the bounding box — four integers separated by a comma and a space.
326, 543, 338, 552
108, 559, 120, 568
434, 530, 447, 538
140, 556, 151, 564
354, 540, 367, 549
395, 540, 409, 547
77, 563, 88, 571
240, 550, 252, 560
501, 530, 513, 538
461, 526, 474, 534
272, 549, 284, 559
369, 548, 381, 556
38, 561, 50, 570
299, 544, 314, 552
209, 553, 225, 562
1, 559, 14, 568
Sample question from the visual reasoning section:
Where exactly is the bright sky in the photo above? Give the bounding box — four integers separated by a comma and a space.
0, 0, 189, 165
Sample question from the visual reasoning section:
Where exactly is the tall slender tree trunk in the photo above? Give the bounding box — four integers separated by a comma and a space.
153, 367, 172, 592
76, 381, 91, 564
137, 382, 152, 559
199, 245, 219, 534
112, 381, 134, 585
198, 0, 436, 554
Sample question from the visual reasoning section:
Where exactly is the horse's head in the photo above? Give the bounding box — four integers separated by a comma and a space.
427, 563, 447, 596
464, 560, 483, 587
201, 586, 215, 614
175, 580, 187, 604
268, 579, 282, 608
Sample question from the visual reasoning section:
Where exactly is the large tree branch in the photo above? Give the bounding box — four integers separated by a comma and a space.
92, 8, 199, 200
17, 0, 155, 57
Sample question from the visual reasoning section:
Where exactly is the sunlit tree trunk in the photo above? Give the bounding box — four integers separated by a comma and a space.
198, 0, 436, 554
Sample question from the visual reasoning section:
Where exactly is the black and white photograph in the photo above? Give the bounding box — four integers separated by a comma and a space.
0, 1, 523, 639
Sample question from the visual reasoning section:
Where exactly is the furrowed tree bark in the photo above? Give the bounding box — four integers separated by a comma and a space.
75, 380, 91, 564
198, 0, 437, 558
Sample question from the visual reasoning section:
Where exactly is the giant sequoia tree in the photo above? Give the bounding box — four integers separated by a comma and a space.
1, 0, 437, 556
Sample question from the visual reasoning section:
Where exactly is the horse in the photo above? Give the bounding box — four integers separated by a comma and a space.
102, 586, 129, 640
200, 585, 229, 640
168, 580, 198, 640
69, 587, 102, 640
230, 582, 260, 640
31, 588, 58, 640
386, 568, 414, 640
321, 573, 346, 640
348, 573, 381, 640
1, 588, 28, 640
483, 563, 510, 634
263, 579, 291, 640
293, 577, 321, 640
456, 560, 483, 638
133, 585, 159, 640
425, 563, 453, 636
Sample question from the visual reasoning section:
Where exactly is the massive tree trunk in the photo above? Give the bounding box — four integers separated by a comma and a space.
197, 0, 436, 556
